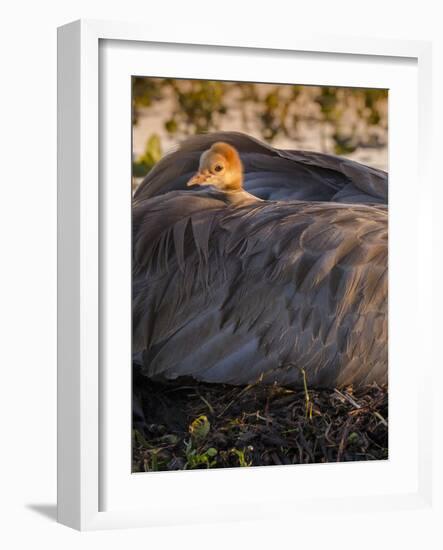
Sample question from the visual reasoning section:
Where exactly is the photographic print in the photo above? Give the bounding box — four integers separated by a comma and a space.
131, 77, 388, 472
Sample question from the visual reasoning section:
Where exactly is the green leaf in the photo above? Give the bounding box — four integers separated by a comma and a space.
159, 434, 179, 445
206, 447, 218, 457
144, 133, 162, 164
165, 119, 178, 133
347, 432, 359, 445
189, 415, 210, 443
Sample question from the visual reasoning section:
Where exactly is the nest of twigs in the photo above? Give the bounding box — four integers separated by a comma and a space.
132, 369, 388, 472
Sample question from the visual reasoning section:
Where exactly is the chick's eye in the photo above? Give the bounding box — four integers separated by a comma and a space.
214, 164, 223, 172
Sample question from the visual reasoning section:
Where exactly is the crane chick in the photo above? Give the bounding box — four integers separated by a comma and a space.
187, 142, 260, 204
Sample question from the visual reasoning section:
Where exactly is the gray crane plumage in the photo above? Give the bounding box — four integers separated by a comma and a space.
133, 132, 388, 388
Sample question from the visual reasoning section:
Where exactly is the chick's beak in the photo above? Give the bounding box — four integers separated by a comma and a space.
186, 170, 211, 187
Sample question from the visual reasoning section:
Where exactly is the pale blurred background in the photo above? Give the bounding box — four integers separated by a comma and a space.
132, 78, 388, 183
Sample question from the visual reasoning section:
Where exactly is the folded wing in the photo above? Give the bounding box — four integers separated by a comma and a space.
133, 193, 388, 388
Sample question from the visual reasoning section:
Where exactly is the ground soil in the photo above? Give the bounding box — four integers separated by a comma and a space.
132, 370, 388, 472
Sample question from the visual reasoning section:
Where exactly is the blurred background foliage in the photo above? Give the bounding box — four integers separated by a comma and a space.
132, 77, 388, 179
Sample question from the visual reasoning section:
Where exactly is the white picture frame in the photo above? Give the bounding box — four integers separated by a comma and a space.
57, 19, 434, 531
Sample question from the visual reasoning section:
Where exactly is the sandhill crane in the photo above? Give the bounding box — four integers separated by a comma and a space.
133, 132, 387, 388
